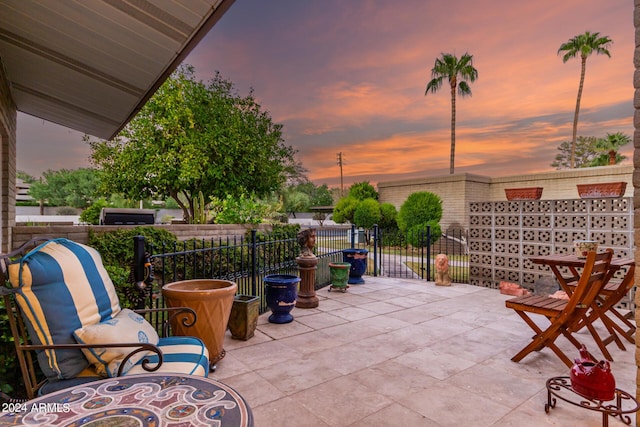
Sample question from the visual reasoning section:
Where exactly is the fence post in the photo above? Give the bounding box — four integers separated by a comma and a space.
426, 226, 431, 281
351, 224, 356, 248
132, 235, 147, 310
373, 224, 378, 277
251, 229, 257, 295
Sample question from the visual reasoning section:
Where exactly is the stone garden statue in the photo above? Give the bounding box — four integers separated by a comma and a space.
296, 228, 319, 308
435, 253, 451, 286
297, 228, 317, 258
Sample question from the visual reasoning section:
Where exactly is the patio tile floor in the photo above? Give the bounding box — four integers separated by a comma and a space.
211, 276, 637, 426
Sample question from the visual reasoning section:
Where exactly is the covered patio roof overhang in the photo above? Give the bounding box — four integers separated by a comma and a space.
0, 0, 234, 140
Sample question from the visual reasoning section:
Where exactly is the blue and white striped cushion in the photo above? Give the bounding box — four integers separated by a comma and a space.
9, 238, 121, 380
126, 336, 210, 377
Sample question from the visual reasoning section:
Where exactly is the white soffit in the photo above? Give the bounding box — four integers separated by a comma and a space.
0, 0, 234, 139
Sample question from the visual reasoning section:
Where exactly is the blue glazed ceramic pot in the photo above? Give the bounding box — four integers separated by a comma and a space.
342, 249, 369, 284
264, 274, 301, 324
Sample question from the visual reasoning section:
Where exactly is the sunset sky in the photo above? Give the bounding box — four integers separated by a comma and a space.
16, 0, 635, 188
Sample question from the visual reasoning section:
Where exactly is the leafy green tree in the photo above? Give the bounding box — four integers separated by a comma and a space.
282, 182, 333, 216
301, 182, 334, 207
589, 132, 630, 166
397, 192, 443, 233
349, 181, 378, 201
332, 196, 359, 224
314, 185, 334, 206
558, 31, 612, 168
28, 168, 100, 208
282, 189, 311, 218
89, 65, 296, 223
425, 52, 478, 174
551, 136, 599, 169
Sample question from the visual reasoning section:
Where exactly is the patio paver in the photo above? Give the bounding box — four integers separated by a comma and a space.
211, 276, 637, 427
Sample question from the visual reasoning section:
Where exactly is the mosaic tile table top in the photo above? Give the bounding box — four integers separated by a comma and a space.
0, 373, 253, 426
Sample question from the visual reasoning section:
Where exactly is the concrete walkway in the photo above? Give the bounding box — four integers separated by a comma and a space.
211, 277, 637, 426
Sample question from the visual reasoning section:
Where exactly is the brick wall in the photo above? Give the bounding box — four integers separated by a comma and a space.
0, 58, 16, 253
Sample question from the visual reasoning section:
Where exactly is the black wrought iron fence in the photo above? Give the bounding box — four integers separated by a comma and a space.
136, 227, 350, 316
135, 224, 468, 319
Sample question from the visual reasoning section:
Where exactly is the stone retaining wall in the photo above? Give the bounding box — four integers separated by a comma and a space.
11, 223, 273, 251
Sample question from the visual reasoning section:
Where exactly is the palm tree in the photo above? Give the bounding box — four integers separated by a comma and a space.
425, 52, 478, 174
590, 132, 630, 166
558, 31, 612, 168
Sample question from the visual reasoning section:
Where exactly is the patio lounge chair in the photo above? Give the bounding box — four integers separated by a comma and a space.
505, 250, 612, 368
0, 238, 209, 399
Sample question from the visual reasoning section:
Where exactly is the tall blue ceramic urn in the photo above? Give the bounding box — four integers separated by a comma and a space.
264, 274, 301, 324
342, 248, 369, 284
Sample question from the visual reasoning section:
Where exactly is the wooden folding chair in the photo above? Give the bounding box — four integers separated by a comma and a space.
505, 250, 612, 368
599, 265, 636, 346
571, 263, 635, 355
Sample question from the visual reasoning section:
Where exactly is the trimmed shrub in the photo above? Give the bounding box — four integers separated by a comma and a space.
349, 181, 378, 201
80, 198, 108, 225
397, 192, 443, 232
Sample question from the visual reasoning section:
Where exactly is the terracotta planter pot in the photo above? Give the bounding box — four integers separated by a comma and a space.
576, 182, 627, 198
504, 187, 543, 201
162, 279, 237, 368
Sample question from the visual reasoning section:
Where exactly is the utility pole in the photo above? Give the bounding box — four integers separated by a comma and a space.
336, 152, 344, 197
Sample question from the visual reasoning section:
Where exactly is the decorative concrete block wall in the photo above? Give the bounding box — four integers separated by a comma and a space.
469, 197, 634, 310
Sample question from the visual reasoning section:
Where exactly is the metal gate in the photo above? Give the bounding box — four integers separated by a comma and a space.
371, 225, 468, 283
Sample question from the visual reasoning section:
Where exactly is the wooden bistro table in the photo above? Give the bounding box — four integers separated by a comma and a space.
0, 373, 253, 426
529, 252, 635, 361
